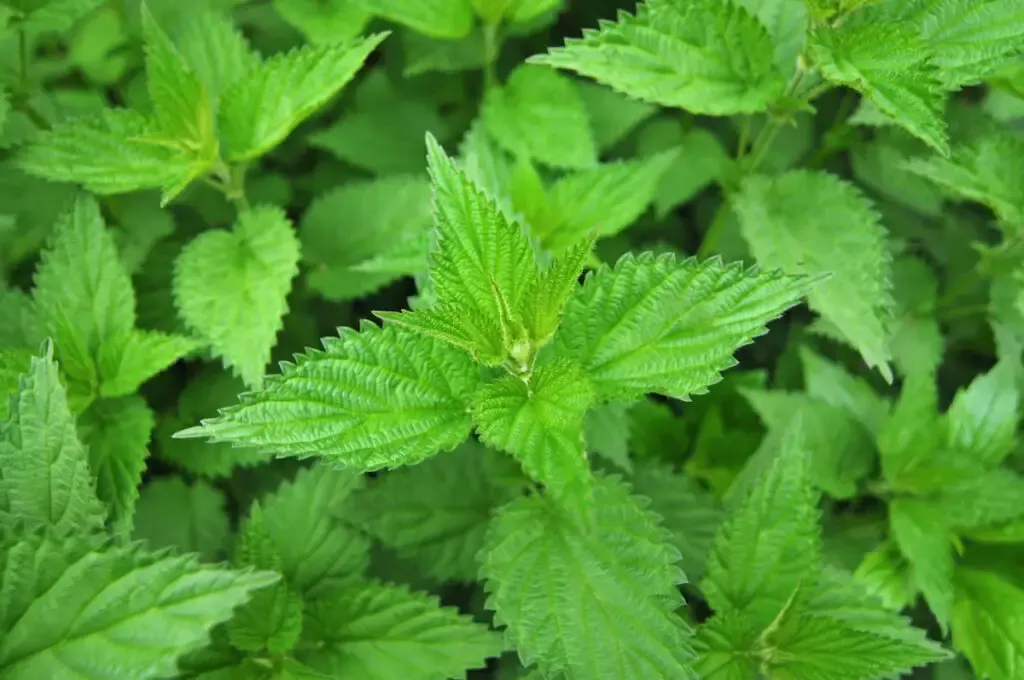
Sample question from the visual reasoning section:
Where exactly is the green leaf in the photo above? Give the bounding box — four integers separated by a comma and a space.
0, 346, 105, 535
631, 461, 724, 582
810, 15, 949, 155
32, 194, 134, 389
877, 371, 942, 488
765, 613, 948, 679
218, 34, 387, 162
77, 395, 155, 537
520, 237, 593, 346
141, 6, 217, 161
473, 358, 595, 506
951, 567, 1024, 680
934, 469, 1024, 531
273, 0, 371, 44
533, 150, 679, 251
734, 170, 895, 380
854, 541, 916, 612
734, 0, 808, 79
888, 255, 944, 378
555, 252, 814, 402
575, 80, 658, 151
351, 441, 524, 582
301, 176, 432, 302
945, 360, 1019, 465
584, 402, 632, 471
18, 109, 209, 204
300, 578, 501, 678
96, 329, 199, 398
229, 504, 304, 654
905, 128, 1024, 229
702, 417, 821, 630
354, 0, 473, 38
692, 613, 760, 680
260, 463, 370, 596
0, 350, 32, 422
0, 544, 278, 679
913, 0, 1024, 88
401, 26, 489, 77
175, 8, 261, 101
635, 122, 732, 219
799, 347, 889, 435
481, 474, 697, 680
531, 0, 786, 115
132, 476, 230, 560
378, 135, 538, 364
482, 65, 597, 170
851, 128, 945, 217
889, 498, 955, 629
173, 205, 300, 389
175, 324, 479, 470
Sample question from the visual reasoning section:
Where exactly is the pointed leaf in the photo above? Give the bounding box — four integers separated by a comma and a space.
132, 477, 230, 560
951, 567, 1024, 680
889, 498, 955, 629
354, 0, 473, 38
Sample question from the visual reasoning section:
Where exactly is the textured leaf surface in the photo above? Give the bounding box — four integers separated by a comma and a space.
473, 358, 595, 506
132, 476, 230, 561
951, 567, 1024, 680
481, 474, 697, 680
0, 348, 105, 536
301, 176, 432, 302
811, 17, 949, 155
913, 0, 1024, 87
532, 0, 785, 115
703, 419, 820, 630
482, 65, 597, 170
77, 395, 155, 537
175, 324, 479, 469
576, 80, 658, 151
175, 9, 260, 100
945, 360, 1019, 465
734, 171, 895, 380
300, 579, 502, 679
18, 110, 203, 202
0, 545, 277, 679
173, 205, 300, 389
219, 35, 386, 161
555, 252, 814, 401
32, 195, 135, 388
260, 463, 370, 595
889, 498, 955, 629
351, 441, 525, 582
97, 329, 199, 398
355, 0, 473, 38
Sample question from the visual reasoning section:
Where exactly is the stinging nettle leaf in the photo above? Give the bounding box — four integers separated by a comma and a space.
889, 497, 955, 631
555, 251, 816, 402
481, 474, 698, 680
174, 324, 480, 471
734, 170, 895, 381
354, 0, 474, 38
218, 33, 388, 162
951, 567, 1024, 680
531, 0, 786, 116
482, 64, 598, 170
173, 205, 301, 389
132, 476, 230, 561
473, 358, 595, 506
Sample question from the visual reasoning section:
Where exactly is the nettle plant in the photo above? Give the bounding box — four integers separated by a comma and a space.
2, 0, 1024, 678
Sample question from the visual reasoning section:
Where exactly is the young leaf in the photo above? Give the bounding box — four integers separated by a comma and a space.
482, 64, 597, 170
175, 8, 261, 101
810, 16, 949, 155
259, 464, 370, 596
351, 441, 525, 582
531, 0, 786, 115
473, 358, 595, 506
889, 498, 955, 629
0, 346, 106, 536
520, 237, 593, 347
555, 252, 815, 402
734, 170, 895, 380
481, 474, 697, 680
877, 371, 942, 488
0, 545, 277, 679
534, 150, 679, 251
76, 395, 155, 537
173, 205, 301, 389
299, 579, 503, 677
766, 613, 950, 680
32, 194, 134, 387
905, 129, 1024, 229
132, 476, 230, 561
945, 360, 1019, 465
218, 34, 387, 162
96, 329, 199, 398
174, 324, 479, 470
354, 0, 474, 38
702, 418, 821, 630
300, 176, 432, 302
18, 110, 203, 202
951, 567, 1024, 680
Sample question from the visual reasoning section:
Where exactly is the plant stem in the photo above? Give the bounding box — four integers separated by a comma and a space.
214, 162, 250, 212
736, 116, 751, 160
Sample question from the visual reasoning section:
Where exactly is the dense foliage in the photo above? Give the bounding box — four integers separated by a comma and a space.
1, 0, 1024, 678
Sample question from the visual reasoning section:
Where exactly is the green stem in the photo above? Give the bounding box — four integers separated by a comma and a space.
736, 116, 751, 160
214, 162, 250, 212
